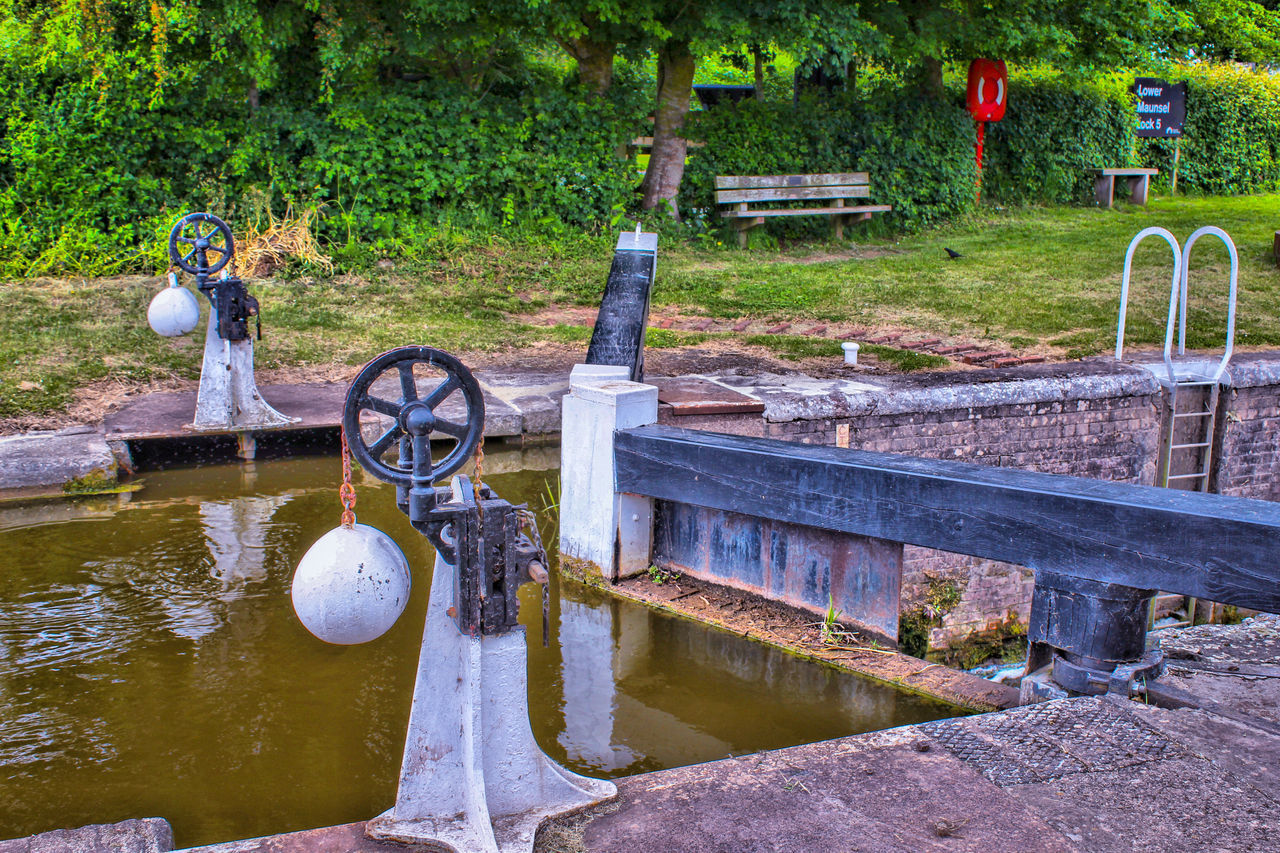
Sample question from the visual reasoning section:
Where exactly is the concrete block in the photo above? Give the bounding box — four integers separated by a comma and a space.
0, 429, 117, 492
559, 365, 658, 580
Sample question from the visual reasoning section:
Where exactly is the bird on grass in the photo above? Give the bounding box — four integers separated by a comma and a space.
944, 247, 963, 259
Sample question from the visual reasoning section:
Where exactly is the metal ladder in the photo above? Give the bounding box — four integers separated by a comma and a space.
1116, 226, 1238, 628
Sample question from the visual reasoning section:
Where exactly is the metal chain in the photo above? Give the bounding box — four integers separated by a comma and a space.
473, 433, 485, 493
339, 426, 357, 528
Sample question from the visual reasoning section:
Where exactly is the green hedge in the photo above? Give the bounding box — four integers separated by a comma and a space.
276, 83, 643, 240
0, 53, 645, 275
683, 87, 978, 236
982, 64, 1280, 202
0, 58, 255, 274
4, 47, 1280, 276
980, 70, 1137, 204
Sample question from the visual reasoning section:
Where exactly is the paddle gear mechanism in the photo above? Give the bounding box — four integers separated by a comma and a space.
154, 212, 297, 451
293, 345, 615, 852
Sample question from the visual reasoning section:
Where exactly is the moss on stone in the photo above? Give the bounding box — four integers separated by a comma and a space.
558, 553, 608, 587
61, 468, 121, 495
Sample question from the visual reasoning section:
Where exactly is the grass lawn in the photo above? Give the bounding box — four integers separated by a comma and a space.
1, 193, 1275, 423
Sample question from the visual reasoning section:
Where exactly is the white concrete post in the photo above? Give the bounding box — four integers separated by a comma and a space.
560, 364, 658, 580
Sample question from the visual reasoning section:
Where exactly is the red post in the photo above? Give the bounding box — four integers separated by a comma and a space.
975, 120, 985, 204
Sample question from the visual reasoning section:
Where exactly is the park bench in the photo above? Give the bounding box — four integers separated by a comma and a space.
715, 173, 891, 248
1089, 167, 1158, 208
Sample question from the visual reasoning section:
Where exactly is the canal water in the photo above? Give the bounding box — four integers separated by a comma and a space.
0, 447, 958, 848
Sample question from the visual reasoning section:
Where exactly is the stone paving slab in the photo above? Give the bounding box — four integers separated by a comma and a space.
0, 427, 116, 494
0, 818, 173, 853
576, 728, 1072, 853
651, 376, 765, 416
103, 384, 348, 440
174, 822, 403, 853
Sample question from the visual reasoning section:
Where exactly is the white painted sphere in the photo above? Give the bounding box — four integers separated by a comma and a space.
147, 284, 201, 337
291, 524, 411, 645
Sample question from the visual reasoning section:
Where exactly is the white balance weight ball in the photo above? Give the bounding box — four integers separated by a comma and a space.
147, 282, 201, 337
291, 524, 411, 645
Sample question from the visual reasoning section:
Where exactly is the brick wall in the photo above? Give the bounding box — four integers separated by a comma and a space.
1215, 356, 1280, 502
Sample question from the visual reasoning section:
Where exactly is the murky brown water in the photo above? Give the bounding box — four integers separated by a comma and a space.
0, 448, 958, 848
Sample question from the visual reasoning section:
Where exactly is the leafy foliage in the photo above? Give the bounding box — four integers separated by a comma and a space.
981, 68, 1138, 204
3, 0, 1280, 275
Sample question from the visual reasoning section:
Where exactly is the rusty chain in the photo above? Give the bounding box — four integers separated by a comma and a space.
339, 426, 357, 528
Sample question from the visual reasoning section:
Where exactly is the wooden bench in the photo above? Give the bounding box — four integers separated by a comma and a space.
715, 173, 891, 248
1088, 168, 1158, 208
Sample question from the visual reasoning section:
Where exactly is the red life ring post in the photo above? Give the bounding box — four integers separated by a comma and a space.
966, 59, 1008, 203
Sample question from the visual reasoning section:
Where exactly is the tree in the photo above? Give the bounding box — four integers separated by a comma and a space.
620, 0, 867, 217
1165, 0, 1280, 65
852, 0, 1161, 97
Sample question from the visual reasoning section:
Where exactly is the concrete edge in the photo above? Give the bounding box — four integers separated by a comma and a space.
1224, 352, 1280, 390
764, 366, 1163, 423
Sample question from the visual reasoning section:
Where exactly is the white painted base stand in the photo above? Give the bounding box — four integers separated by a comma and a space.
559, 365, 658, 580
192, 308, 297, 435
365, 547, 616, 852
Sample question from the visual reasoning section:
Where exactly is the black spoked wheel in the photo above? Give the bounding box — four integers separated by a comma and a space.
168, 212, 234, 275
342, 346, 486, 488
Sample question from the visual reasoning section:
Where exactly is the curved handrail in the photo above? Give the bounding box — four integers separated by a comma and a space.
1116, 227, 1182, 362
1174, 226, 1238, 383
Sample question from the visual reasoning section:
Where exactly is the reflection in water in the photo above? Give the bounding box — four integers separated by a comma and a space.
558, 598, 640, 773
0, 455, 959, 847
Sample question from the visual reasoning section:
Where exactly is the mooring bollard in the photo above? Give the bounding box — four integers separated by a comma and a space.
292, 345, 615, 853
148, 212, 297, 456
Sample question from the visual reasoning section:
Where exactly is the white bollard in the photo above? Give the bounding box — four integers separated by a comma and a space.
842, 341, 860, 366
559, 364, 658, 580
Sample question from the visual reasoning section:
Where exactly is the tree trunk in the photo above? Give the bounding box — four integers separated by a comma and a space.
916, 56, 944, 98
640, 40, 696, 218
561, 35, 615, 96
752, 46, 764, 101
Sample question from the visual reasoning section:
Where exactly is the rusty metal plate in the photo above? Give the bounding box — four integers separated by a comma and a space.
923, 698, 1177, 787
651, 377, 765, 416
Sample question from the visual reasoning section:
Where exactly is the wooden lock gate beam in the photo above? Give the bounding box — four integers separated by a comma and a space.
614, 425, 1280, 615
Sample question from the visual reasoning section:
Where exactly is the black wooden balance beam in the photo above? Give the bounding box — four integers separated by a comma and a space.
614, 425, 1280, 614
585, 231, 658, 382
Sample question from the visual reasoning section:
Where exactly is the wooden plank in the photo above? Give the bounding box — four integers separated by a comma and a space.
715, 185, 871, 205
613, 425, 1280, 612
721, 204, 891, 219
1086, 168, 1159, 177
716, 173, 869, 189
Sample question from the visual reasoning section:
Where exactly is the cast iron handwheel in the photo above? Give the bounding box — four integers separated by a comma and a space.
168, 212, 234, 275
342, 346, 486, 488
